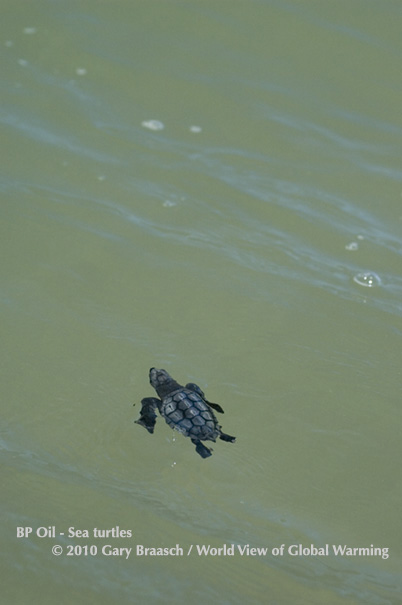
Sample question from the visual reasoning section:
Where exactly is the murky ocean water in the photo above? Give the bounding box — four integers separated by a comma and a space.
2, 1, 402, 603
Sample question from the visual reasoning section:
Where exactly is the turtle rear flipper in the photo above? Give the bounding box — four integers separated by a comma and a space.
219, 432, 236, 443
135, 397, 160, 434
191, 438, 213, 458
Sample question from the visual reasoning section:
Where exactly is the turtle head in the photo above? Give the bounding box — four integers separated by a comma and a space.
149, 367, 180, 398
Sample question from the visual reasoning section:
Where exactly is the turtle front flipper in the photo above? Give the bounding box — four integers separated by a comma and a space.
135, 397, 160, 434
191, 438, 213, 458
205, 400, 224, 414
185, 383, 224, 414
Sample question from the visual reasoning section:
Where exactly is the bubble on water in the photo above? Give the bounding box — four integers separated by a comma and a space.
18, 59, 28, 67
163, 200, 177, 207
189, 125, 202, 133
76, 67, 87, 76
345, 242, 358, 251
23, 27, 37, 35
141, 119, 164, 131
353, 271, 382, 287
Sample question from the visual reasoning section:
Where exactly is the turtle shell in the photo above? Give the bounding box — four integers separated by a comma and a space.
160, 388, 220, 441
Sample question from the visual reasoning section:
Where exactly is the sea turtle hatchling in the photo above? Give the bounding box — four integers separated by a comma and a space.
135, 368, 236, 458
